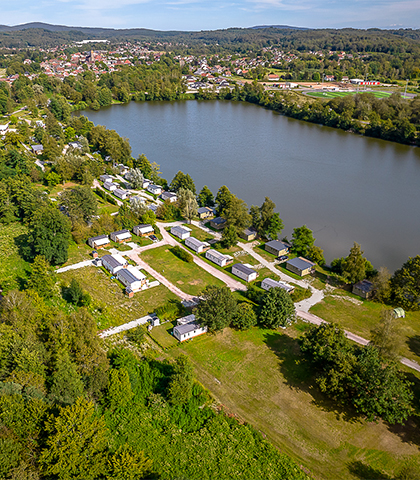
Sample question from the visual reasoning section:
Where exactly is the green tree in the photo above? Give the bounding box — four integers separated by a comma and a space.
291, 225, 315, 257
391, 255, 420, 311
49, 351, 85, 405
215, 185, 233, 216
177, 187, 198, 223
107, 445, 152, 480
61, 186, 98, 224
66, 278, 90, 306
372, 266, 392, 303
45, 171, 61, 187
106, 368, 134, 411
134, 154, 152, 178
28, 206, 71, 265
232, 303, 257, 330
258, 197, 283, 239
125, 168, 144, 189
168, 354, 194, 406
170, 171, 196, 194
264, 213, 284, 240
307, 245, 326, 266
221, 224, 238, 249
258, 287, 296, 329
194, 285, 237, 332
341, 242, 367, 284
370, 310, 403, 361
197, 185, 214, 207
27, 255, 56, 297
39, 397, 108, 479
222, 195, 251, 233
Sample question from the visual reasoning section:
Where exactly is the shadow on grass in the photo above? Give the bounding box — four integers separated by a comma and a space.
262, 331, 360, 423
406, 335, 420, 359
347, 460, 391, 480
14, 233, 32, 262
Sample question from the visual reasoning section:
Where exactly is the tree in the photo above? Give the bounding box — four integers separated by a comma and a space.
134, 154, 152, 178
194, 285, 237, 332
222, 195, 251, 233
125, 168, 144, 189
264, 213, 284, 240
27, 255, 56, 297
39, 397, 108, 479
28, 206, 71, 265
391, 255, 420, 311
107, 445, 152, 480
49, 351, 85, 405
61, 186, 98, 224
167, 354, 194, 406
197, 185, 214, 207
257, 197, 283, 239
215, 185, 233, 216
372, 266, 391, 303
307, 245, 326, 266
221, 224, 238, 249
370, 310, 403, 361
232, 303, 257, 330
177, 188, 198, 223
291, 225, 315, 257
258, 287, 296, 329
106, 368, 133, 411
66, 278, 90, 306
341, 242, 366, 284
170, 171, 196, 194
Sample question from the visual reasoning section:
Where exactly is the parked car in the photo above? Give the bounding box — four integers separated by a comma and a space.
277, 255, 289, 263
149, 235, 158, 242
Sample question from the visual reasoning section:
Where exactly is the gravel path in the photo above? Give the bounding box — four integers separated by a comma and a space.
99, 314, 155, 338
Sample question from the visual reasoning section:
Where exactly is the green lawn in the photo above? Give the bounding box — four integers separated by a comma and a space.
182, 224, 214, 242
141, 245, 224, 296
310, 293, 420, 364
148, 321, 179, 349
59, 266, 178, 330
171, 325, 420, 480
0, 222, 31, 290
306, 90, 407, 99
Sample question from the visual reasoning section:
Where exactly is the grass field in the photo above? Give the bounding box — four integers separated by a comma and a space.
306, 90, 409, 99
310, 292, 420, 364
148, 321, 179, 349
0, 222, 31, 290
59, 266, 178, 329
141, 245, 224, 296
171, 325, 420, 480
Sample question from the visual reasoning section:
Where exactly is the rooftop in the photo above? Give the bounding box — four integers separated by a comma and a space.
232, 263, 256, 276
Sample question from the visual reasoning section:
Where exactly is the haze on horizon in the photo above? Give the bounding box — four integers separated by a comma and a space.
3, 0, 420, 32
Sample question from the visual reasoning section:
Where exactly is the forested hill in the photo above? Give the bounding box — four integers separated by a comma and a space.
0, 23, 420, 52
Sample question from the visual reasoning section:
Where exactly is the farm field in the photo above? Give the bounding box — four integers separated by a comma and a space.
306, 90, 407, 99
140, 245, 225, 296
171, 325, 420, 480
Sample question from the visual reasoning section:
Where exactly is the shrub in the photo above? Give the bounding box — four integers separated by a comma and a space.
171, 246, 193, 263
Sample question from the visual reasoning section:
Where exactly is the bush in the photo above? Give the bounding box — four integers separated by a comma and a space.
171, 246, 193, 263
155, 300, 186, 321
291, 286, 312, 303
126, 325, 147, 346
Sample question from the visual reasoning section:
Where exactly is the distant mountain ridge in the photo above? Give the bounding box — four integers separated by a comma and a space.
250, 25, 309, 30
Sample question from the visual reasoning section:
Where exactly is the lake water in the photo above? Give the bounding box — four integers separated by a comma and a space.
83, 100, 420, 272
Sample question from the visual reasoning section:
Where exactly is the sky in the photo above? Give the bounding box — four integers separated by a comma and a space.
1, 0, 420, 31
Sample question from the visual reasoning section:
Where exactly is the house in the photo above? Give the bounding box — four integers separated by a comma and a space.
171, 225, 191, 240
173, 314, 208, 342
265, 240, 290, 257
142, 179, 150, 189
161, 191, 177, 203
117, 268, 146, 293
286, 257, 315, 276
268, 74, 280, 81
100, 174, 113, 183
113, 188, 128, 200
103, 181, 117, 192
88, 234, 110, 249
261, 277, 294, 294
239, 227, 258, 242
110, 229, 132, 243
129, 195, 145, 206
102, 254, 127, 274
147, 184, 162, 195
210, 217, 226, 230
205, 249, 233, 267
148, 204, 158, 213
31, 144, 44, 155
68, 141, 82, 149
232, 263, 257, 282
133, 224, 154, 237
197, 206, 214, 219
0, 124, 9, 135
185, 236, 210, 253
352, 279, 374, 299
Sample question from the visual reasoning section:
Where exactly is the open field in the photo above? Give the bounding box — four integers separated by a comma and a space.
59, 266, 178, 329
171, 325, 420, 480
310, 293, 420, 364
148, 321, 179, 349
0, 222, 31, 290
141, 245, 224, 296
306, 90, 409, 99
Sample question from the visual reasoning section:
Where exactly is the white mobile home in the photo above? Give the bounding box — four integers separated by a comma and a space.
88, 235, 110, 249
173, 314, 207, 342
171, 225, 191, 240
185, 236, 210, 253
113, 188, 128, 200
161, 191, 178, 203
261, 277, 294, 294
103, 182, 117, 192
147, 184, 162, 195
205, 249, 233, 267
117, 268, 146, 293
232, 263, 257, 282
133, 224, 154, 237
110, 230, 132, 243
102, 254, 127, 274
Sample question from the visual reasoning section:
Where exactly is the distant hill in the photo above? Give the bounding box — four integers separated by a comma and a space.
250, 25, 309, 30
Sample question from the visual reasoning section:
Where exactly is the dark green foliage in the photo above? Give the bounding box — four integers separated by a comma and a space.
169, 170, 196, 194
95, 186, 117, 205
306, 245, 326, 266
168, 354, 194, 406
391, 255, 420, 311
259, 287, 296, 329
61, 185, 98, 223
215, 185, 233, 216
27, 255, 56, 297
49, 351, 85, 405
341, 242, 367, 284
125, 325, 147, 346
291, 225, 315, 257
232, 302, 258, 330
171, 245, 193, 263
221, 224, 238, 248
195, 285, 238, 332
66, 278, 90, 306
197, 185, 214, 207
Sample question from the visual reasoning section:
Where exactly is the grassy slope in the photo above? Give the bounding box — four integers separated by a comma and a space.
170, 325, 420, 480
0, 222, 31, 290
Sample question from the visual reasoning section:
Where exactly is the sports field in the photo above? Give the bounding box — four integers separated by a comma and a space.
306, 90, 408, 99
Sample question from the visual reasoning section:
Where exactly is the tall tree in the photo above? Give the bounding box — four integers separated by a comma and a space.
232, 303, 257, 330
107, 445, 152, 480
222, 195, 251, 233
49, 351, 85, 405
372, 266, 391, 303
215, 185, 233, 216
221, 224, 238, 249
391, 255, 420, 311
341, 242, 366, 284
197, 185, 214, 207
194, 285, 237, 332
27, 255, 56, 297
291, 225, 315, 257
61, 186, 98, 223
370, 310, 403, 361
168, 354, 194, 406
258, 287, 296, 329
125, 168, 144, 189
177, 188, 198, 223
170, 171, 196, 194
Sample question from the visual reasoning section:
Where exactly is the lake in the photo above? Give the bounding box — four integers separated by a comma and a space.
83, 100, 420, 272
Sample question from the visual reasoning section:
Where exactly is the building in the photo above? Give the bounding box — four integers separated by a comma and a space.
133, 224, 154, 237
239, 227, 258, 242
205, 249, 233, 267
110, 230, 132, 243
142, 179, 150, 189
31, 144, 44, 155
88, 234, 110, 249
117, 268, 146, 293
261, 277, 294, 294
352, 279, 374, 299
114, 188, 128, 200
0, 124, 9, 135
102, 254, 127, 274
103, 181, 117, 192
232, 263, 257, 282
210, 217, 226, 230
185, 236, 210, 253
100, 174, 113, 183
161, 191, 178, 203
265, 240, 290, 257
286, 257, 315, 276
171, 225, 191, 240
173, 314, 207, 342
147, 184, 162, 195
197, 206, 214, 219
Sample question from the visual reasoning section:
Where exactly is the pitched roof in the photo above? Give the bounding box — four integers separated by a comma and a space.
232, 263, 256, 276
174, 320, 204, 335
287, 257, 315, 271
117, 268, 141, 285
265, 240, 289, 251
